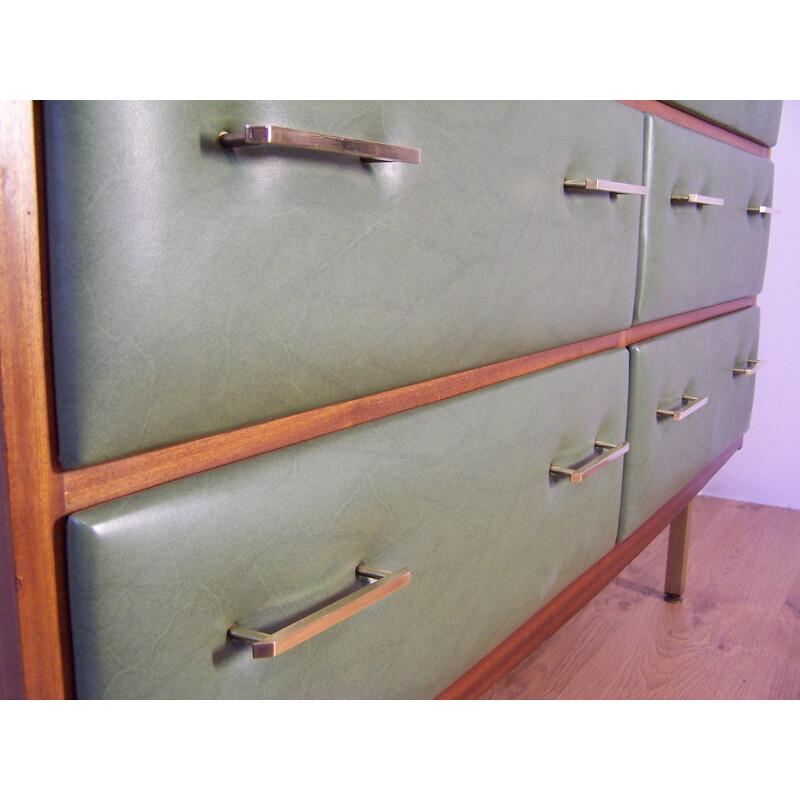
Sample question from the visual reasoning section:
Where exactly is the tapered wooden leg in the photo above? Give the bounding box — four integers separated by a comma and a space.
664, 501, 693, 602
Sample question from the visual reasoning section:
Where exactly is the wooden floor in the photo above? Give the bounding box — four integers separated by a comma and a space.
481, 496, 800, 700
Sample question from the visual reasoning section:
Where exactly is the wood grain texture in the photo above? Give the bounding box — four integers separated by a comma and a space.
622, 296, 755, 347
746, 565, 800, 699
0, 385, 25, 699
480, 496, 800, 700
0, 101, 71, 699
437, 438, 743, 699
61, 332, 619, 511
61, 299, 755, 514
619, 101, 771, 158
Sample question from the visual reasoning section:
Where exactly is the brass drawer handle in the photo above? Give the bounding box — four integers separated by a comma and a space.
733, 359, 764, 376
657, 394, 709, 421
219, 124, 421, 164
228, 564, 411, 658
550, 440, 630, 483
563, 178, 647, 196
670, 193, 725, 207
747, 205, 779, 215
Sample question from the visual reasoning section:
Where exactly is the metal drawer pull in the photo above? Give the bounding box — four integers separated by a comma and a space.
563, 178, 647, 196
550, 440, 630, 483
670, 193, 725, 206
747, 205, 779, 215
733, 359, 764, 376
228, 563, 411, 658
657, 394, 709, 421
218, 124, 421, 164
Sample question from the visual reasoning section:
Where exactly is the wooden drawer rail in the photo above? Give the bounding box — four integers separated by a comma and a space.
620, 101, 771, 158
62, 296, 755, 514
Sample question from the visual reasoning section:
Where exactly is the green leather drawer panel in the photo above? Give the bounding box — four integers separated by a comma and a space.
44, 101, 644, 468
67, 348, 629, 699
665, 101, 783, 147
635, 115, 774, 324
618, 307, 760, 542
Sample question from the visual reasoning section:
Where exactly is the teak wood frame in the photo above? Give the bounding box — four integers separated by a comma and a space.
0, 100, 770, 699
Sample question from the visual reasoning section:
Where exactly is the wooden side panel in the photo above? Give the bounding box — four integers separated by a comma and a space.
0, 387, 24, 699
437, 437, 744, 700
0, 101, 70, 699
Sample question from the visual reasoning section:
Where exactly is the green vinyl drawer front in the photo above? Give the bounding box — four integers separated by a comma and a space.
44, 100, 644, 468
665, 100, 783, 147
617, 307, 760, 542
66, 348, 629, 699
635, 115, 774, 324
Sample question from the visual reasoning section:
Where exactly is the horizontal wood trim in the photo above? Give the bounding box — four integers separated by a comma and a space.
623, 296, 756, 346
63, 333, 623, 511
62, 298, 756, 514
436, 436, 745, 700
619, 101, 771, 158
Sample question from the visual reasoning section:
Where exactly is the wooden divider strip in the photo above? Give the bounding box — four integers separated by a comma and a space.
436, 437, 745, 700
62, 297, 755, 514
619, 101, 771, 158
623, 296, 755, 346
62, 334, 622, 511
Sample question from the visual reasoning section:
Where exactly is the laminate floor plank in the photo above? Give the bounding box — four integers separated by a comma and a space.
744, 567, 800, 699
481, 497, 800, 700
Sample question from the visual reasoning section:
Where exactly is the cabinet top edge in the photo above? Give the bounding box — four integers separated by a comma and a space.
618, 101, 772, 159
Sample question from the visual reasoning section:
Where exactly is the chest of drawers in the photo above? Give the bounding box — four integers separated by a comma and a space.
0, 99, 781, 699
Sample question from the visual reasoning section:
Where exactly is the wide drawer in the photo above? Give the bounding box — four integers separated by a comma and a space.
617, 307, 760, 542
635, 115, 774, 324
44, 100, 644, 468
665, 100, 783, 147
66, 348, 629, 699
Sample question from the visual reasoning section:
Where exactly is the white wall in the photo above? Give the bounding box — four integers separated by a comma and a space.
703, 100, 800, 509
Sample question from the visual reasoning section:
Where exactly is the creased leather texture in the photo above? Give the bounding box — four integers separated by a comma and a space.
665, 101, 783, 147
44, 101, 643, 468
617, 307, 760, 542
634, 115, 774, 323
635, 115, 774, 325
66, 349, 628, 699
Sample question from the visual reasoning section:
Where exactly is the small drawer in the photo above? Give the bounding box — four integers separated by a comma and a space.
665, 101, 783, 147
66, 348, 629, 699
44, 100, 644, 468
635, 115, 774, 324
618, 307, 760, 542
